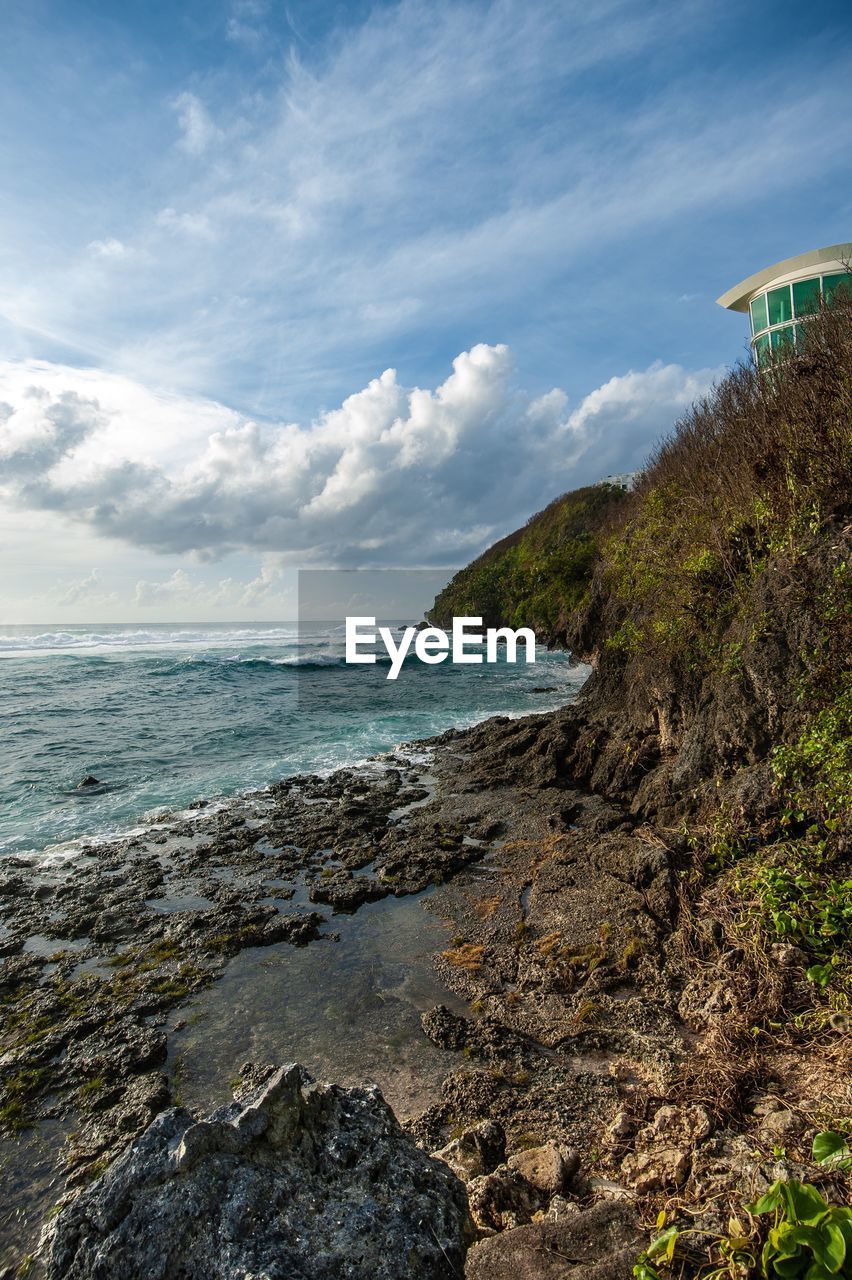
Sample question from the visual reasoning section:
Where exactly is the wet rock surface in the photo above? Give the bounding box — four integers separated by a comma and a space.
0, 752, 477, 1263
42, 1063, 472, 1280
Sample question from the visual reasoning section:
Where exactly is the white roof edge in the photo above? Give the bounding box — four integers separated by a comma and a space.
717, 243, 852, 312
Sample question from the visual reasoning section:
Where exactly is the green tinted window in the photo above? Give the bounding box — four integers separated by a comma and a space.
749, 293, 768, 334
771, 325, 794, 353
754, 333, 770, 366
823, 272, 852, 302
768, 285, 792, 325
792, 277, 820, 317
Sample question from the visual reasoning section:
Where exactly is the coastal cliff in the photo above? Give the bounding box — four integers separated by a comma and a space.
3, 303, 850, 1279
433, 300, 851, 901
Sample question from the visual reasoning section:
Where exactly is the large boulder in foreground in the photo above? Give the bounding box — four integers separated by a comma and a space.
42, 1064, 472, 1280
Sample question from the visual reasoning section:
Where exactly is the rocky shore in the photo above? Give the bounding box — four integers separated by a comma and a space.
2, 687, 847, 1277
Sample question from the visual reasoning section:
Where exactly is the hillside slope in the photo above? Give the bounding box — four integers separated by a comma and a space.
435, 302, 850, 840
565, 306, 851, 825
428, 483, 626, 641
437, 297, 852, 1112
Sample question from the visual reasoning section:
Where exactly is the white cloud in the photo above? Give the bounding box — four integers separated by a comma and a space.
133, 569, 232, 607
171, 91, 222, 156
0, 349, 720, 568
564, 361, 715, 471
360, 298, 422, 326
225, 0, 266, 48
55, 568, 119, 608
225, 0, 268, 48
132, 561, 294, 611
239, 556, 290, 606
87, 238, 128, 259
156, 208, 215, 239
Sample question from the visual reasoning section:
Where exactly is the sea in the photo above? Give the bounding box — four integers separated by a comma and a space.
0, 622, 590, 860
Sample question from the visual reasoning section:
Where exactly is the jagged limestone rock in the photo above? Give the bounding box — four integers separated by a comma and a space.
42, 1064, 472, 1280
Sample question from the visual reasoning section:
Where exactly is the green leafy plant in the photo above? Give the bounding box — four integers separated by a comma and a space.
813, 1131, 852, 1173
633, 1217, 679, 1279
745, 1178, 852, 1278
738, 864, 852, 959
704, 1216, 759, 1278
634, 1161, 852, 1280
807, 964, 835, 991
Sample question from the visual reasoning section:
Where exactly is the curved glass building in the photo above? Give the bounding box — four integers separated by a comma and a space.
717, 243, 852, 365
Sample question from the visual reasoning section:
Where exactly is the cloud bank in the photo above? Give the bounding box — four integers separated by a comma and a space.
0, 349, 718, 568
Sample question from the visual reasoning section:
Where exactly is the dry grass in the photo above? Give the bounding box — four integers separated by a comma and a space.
535, 930, 568, 959
669, 872, 790, 1121
581, 296, 852, 685
572, 999, 599, 1027
471, 894, 502, 920
441, 942, 486, 972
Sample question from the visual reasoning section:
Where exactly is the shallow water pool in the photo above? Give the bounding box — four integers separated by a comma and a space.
166, 887, 467, 1120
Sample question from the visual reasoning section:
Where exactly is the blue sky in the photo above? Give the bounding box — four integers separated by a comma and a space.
0, 0, 850, 621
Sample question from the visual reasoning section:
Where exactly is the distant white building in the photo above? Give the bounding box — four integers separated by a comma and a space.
718, 242, 852, 365
598, 472, 638, 492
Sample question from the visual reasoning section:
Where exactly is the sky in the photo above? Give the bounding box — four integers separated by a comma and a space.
0, 0, 850, 623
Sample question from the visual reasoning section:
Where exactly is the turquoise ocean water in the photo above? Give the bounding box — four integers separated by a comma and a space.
0, 623, 589, 858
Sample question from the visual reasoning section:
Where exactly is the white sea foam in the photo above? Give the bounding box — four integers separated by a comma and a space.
0, 625, 301, 656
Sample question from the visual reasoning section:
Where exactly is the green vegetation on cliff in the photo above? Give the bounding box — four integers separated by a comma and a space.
565, 300, 851, 1280
428, 483, 626, 640
577, 302, 852, 1014
591, 313, 851, 677
436, 296, 852, 1053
